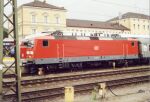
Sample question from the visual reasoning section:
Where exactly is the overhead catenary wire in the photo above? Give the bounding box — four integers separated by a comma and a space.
92, 0, 149, 11
68, 0, 149, 21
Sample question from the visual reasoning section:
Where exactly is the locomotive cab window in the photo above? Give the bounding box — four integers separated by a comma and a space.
131, 42, 135, 47
43, 40, 49, 47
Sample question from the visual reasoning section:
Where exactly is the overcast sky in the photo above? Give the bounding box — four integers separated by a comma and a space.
6, 0, 150, 21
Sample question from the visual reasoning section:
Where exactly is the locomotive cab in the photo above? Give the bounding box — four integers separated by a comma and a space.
20, 40, 34, 59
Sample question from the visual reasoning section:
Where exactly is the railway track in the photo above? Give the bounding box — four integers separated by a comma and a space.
4, 67, 150, 87
3, 65, 150, 78
4, 75, 150, 102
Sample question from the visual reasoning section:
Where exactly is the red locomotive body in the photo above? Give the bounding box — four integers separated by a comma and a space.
20, 35, 139, 67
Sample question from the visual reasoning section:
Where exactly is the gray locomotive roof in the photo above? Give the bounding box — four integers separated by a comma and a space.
53, 35, 128, 40
137, 38, 150, 44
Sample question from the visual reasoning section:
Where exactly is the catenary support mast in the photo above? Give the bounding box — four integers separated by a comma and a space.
0, 0, 21, 101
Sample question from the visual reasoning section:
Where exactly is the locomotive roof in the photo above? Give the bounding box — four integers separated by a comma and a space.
137, 38, 150, 44
35, 35, 137, 41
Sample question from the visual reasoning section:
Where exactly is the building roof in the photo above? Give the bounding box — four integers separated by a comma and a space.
108, 12, 150, 21
66, 19, 130, 31
23, 0, 66, 10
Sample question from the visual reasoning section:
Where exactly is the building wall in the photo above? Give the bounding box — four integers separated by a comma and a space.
110, 18, 150, 34
17, 6, 67, 38
8, 5, 131, 39
66, 27, 130, 36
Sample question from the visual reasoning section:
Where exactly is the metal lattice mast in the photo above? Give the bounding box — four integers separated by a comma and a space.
0, 0, 21, 102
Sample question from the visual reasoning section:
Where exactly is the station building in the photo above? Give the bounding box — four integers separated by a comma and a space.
108, 12, 150, 35
66, 19, 130, 37
10, 0, 150, 39
10, 0, 67, 38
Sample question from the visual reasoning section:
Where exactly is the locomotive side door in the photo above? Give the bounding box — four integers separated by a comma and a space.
57, 42, 64, 62
123, 42, 128, 59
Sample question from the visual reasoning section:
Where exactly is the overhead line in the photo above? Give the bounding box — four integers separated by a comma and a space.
92, 0, 149, 11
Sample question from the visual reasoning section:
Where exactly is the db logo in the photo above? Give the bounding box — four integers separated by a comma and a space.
94, 46, 99, 51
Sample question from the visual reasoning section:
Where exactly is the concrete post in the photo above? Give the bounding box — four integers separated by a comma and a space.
99, 83, 106, 98
65, 86, 74, 102
113, 62, 116, 69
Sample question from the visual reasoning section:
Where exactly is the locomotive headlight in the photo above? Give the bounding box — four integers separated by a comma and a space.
26, 51, 30, 54
26, 51, 33, 55
30, 51, 33, 55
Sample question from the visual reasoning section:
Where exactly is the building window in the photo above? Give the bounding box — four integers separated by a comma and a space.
143, 25, 145, 30
44, 16, 48, 23
148, 25, 149, 30
133, 24, 136, 29
31, 15, 36, 23
138, 24, 140, 29
32, 28, 36, 34
56, 16, 60, 24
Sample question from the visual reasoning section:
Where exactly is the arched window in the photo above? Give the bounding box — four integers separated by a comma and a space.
133, 24, 136, 29
143, 25, 145, 30
43, 12, 48, 24
55, 14, 60, 24
30, 12, 36, 23
138, 24, 140, 29
44, 15, 48, 24
31, 14, 36, 23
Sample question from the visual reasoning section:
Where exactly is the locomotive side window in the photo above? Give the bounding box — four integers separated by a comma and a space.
43, 40, 49, 47
131, 42, 135, 47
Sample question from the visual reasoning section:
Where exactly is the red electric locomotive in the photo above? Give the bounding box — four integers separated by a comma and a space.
20, 31, 139, 73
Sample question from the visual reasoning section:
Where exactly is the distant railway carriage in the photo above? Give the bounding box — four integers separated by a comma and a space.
3, 38, 14, 57
20, 31, 143, 73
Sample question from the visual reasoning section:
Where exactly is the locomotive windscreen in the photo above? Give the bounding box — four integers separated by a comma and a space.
22, 40, 34, 48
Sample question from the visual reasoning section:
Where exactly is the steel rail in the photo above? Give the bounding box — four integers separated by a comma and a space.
4, 67, 150, 87
3, 75, 150, 102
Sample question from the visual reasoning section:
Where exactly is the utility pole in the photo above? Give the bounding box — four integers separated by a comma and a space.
0, 0, 21, 102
